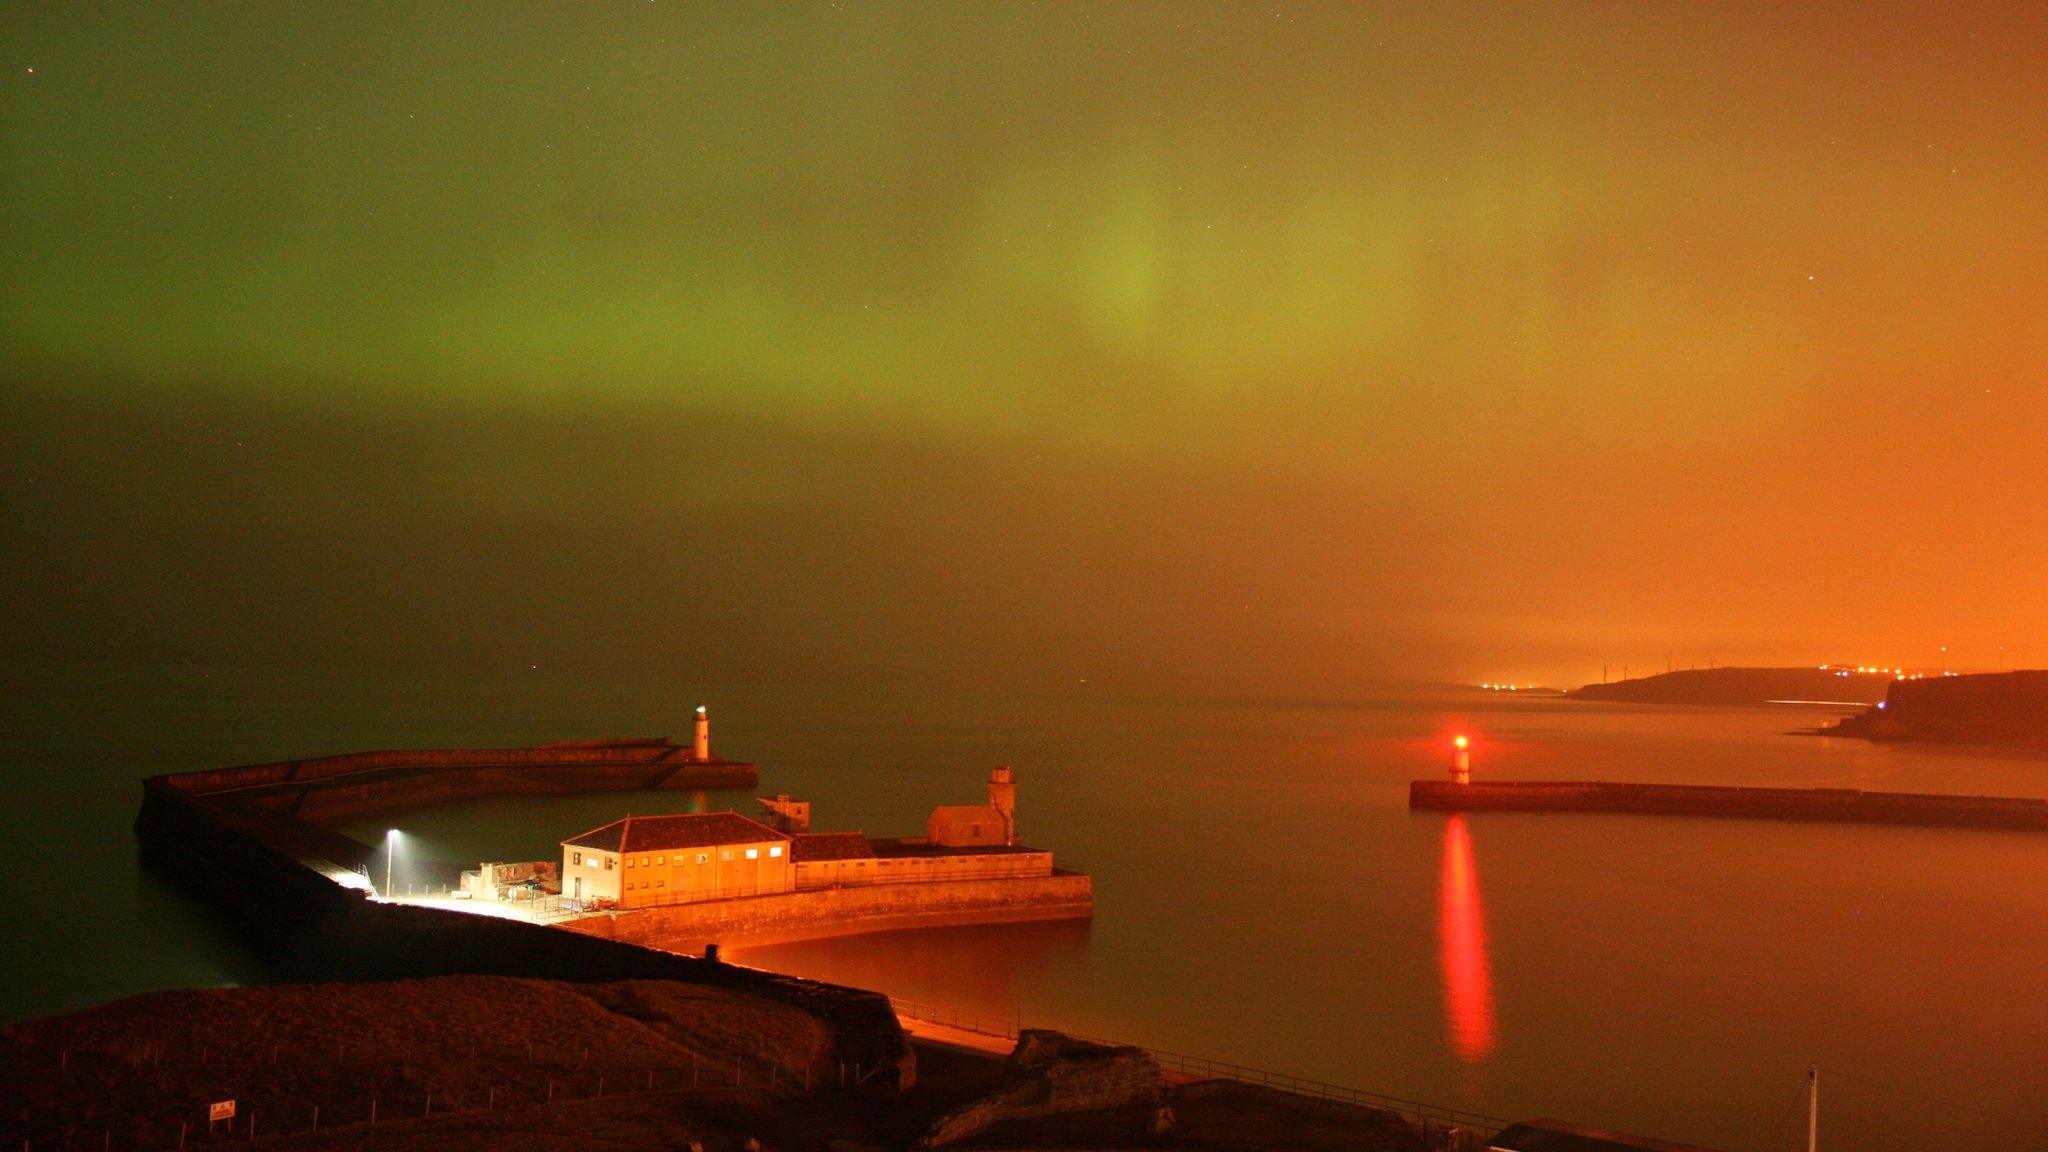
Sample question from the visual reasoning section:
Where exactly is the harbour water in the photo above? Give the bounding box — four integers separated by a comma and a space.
6, 667, 2047, 1150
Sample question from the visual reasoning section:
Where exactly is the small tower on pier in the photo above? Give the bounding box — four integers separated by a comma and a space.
988, 766, 1018, 846
693, 705, 711, 762
1450, 736, 1471, 785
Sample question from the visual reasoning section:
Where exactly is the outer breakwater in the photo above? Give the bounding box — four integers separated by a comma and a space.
1410, 779, 2048, 832
175, 737, 756, 822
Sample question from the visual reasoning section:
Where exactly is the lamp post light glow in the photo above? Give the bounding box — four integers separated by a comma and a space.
385, 828, 397, 898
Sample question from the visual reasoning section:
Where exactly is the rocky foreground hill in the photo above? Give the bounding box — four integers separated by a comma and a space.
1, 975, 1424, 1152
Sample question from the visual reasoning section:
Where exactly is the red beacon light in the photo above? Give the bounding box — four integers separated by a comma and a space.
1450, 735, 1472, 784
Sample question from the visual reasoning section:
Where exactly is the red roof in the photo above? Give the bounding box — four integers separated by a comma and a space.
791, 832, 877, 862
562, 812, 788, 854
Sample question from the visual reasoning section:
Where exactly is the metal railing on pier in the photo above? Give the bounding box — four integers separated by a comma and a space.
887, 997, 1509, 1140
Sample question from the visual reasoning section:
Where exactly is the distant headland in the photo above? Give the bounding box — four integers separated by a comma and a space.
1825, 670, 2048, 750
1565, 666, 1895, 707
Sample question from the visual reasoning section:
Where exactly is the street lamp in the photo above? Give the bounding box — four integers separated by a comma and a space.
385, 828, 397, 898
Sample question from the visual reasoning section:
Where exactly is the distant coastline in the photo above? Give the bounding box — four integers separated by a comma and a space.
1565, 666, 1893, 707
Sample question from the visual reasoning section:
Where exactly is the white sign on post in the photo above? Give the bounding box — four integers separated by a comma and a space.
209, 1100, 236, 1123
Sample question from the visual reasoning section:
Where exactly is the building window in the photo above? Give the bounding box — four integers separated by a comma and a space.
720, 850, 734, 862
745, 848, 759, 860
656, 879, 665, 888
572, 852, 583, 866
604, 857, 615, 871
769, 845, 783, 858
656, 856, 664, 865
628, 857, 637, 868
695, 853, 708, 864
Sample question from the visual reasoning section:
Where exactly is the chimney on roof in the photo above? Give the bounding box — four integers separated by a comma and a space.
693, 705, 710, 762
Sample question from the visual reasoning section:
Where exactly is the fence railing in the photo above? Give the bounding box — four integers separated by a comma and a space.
1, 1032, 887, 1152
887, 997, 1510, 1140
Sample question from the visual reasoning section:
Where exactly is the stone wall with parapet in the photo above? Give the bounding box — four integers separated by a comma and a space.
559, 872, 1095, 951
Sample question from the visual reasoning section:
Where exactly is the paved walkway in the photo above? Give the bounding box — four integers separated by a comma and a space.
894, 1013, 1203, 1084
895, 1013, 1015, 1057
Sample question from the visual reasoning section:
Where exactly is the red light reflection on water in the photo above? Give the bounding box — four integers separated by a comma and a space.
1437, 814, 1497, 1061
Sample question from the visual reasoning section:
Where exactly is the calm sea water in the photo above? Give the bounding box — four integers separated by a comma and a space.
5, 668, 2046, 1150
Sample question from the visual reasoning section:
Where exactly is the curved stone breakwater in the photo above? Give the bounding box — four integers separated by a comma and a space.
167, 736, 758, 823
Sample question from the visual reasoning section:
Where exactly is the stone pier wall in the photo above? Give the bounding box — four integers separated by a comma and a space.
560, 873, 1096, 952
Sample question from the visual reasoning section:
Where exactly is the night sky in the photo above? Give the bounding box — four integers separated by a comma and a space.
4, 3, 2045, 693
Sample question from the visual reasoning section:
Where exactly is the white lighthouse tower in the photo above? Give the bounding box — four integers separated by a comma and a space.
1450, 735, 1471, 785
693, 705, 711, 762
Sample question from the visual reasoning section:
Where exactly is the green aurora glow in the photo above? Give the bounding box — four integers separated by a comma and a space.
4, 3, 2045, 689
